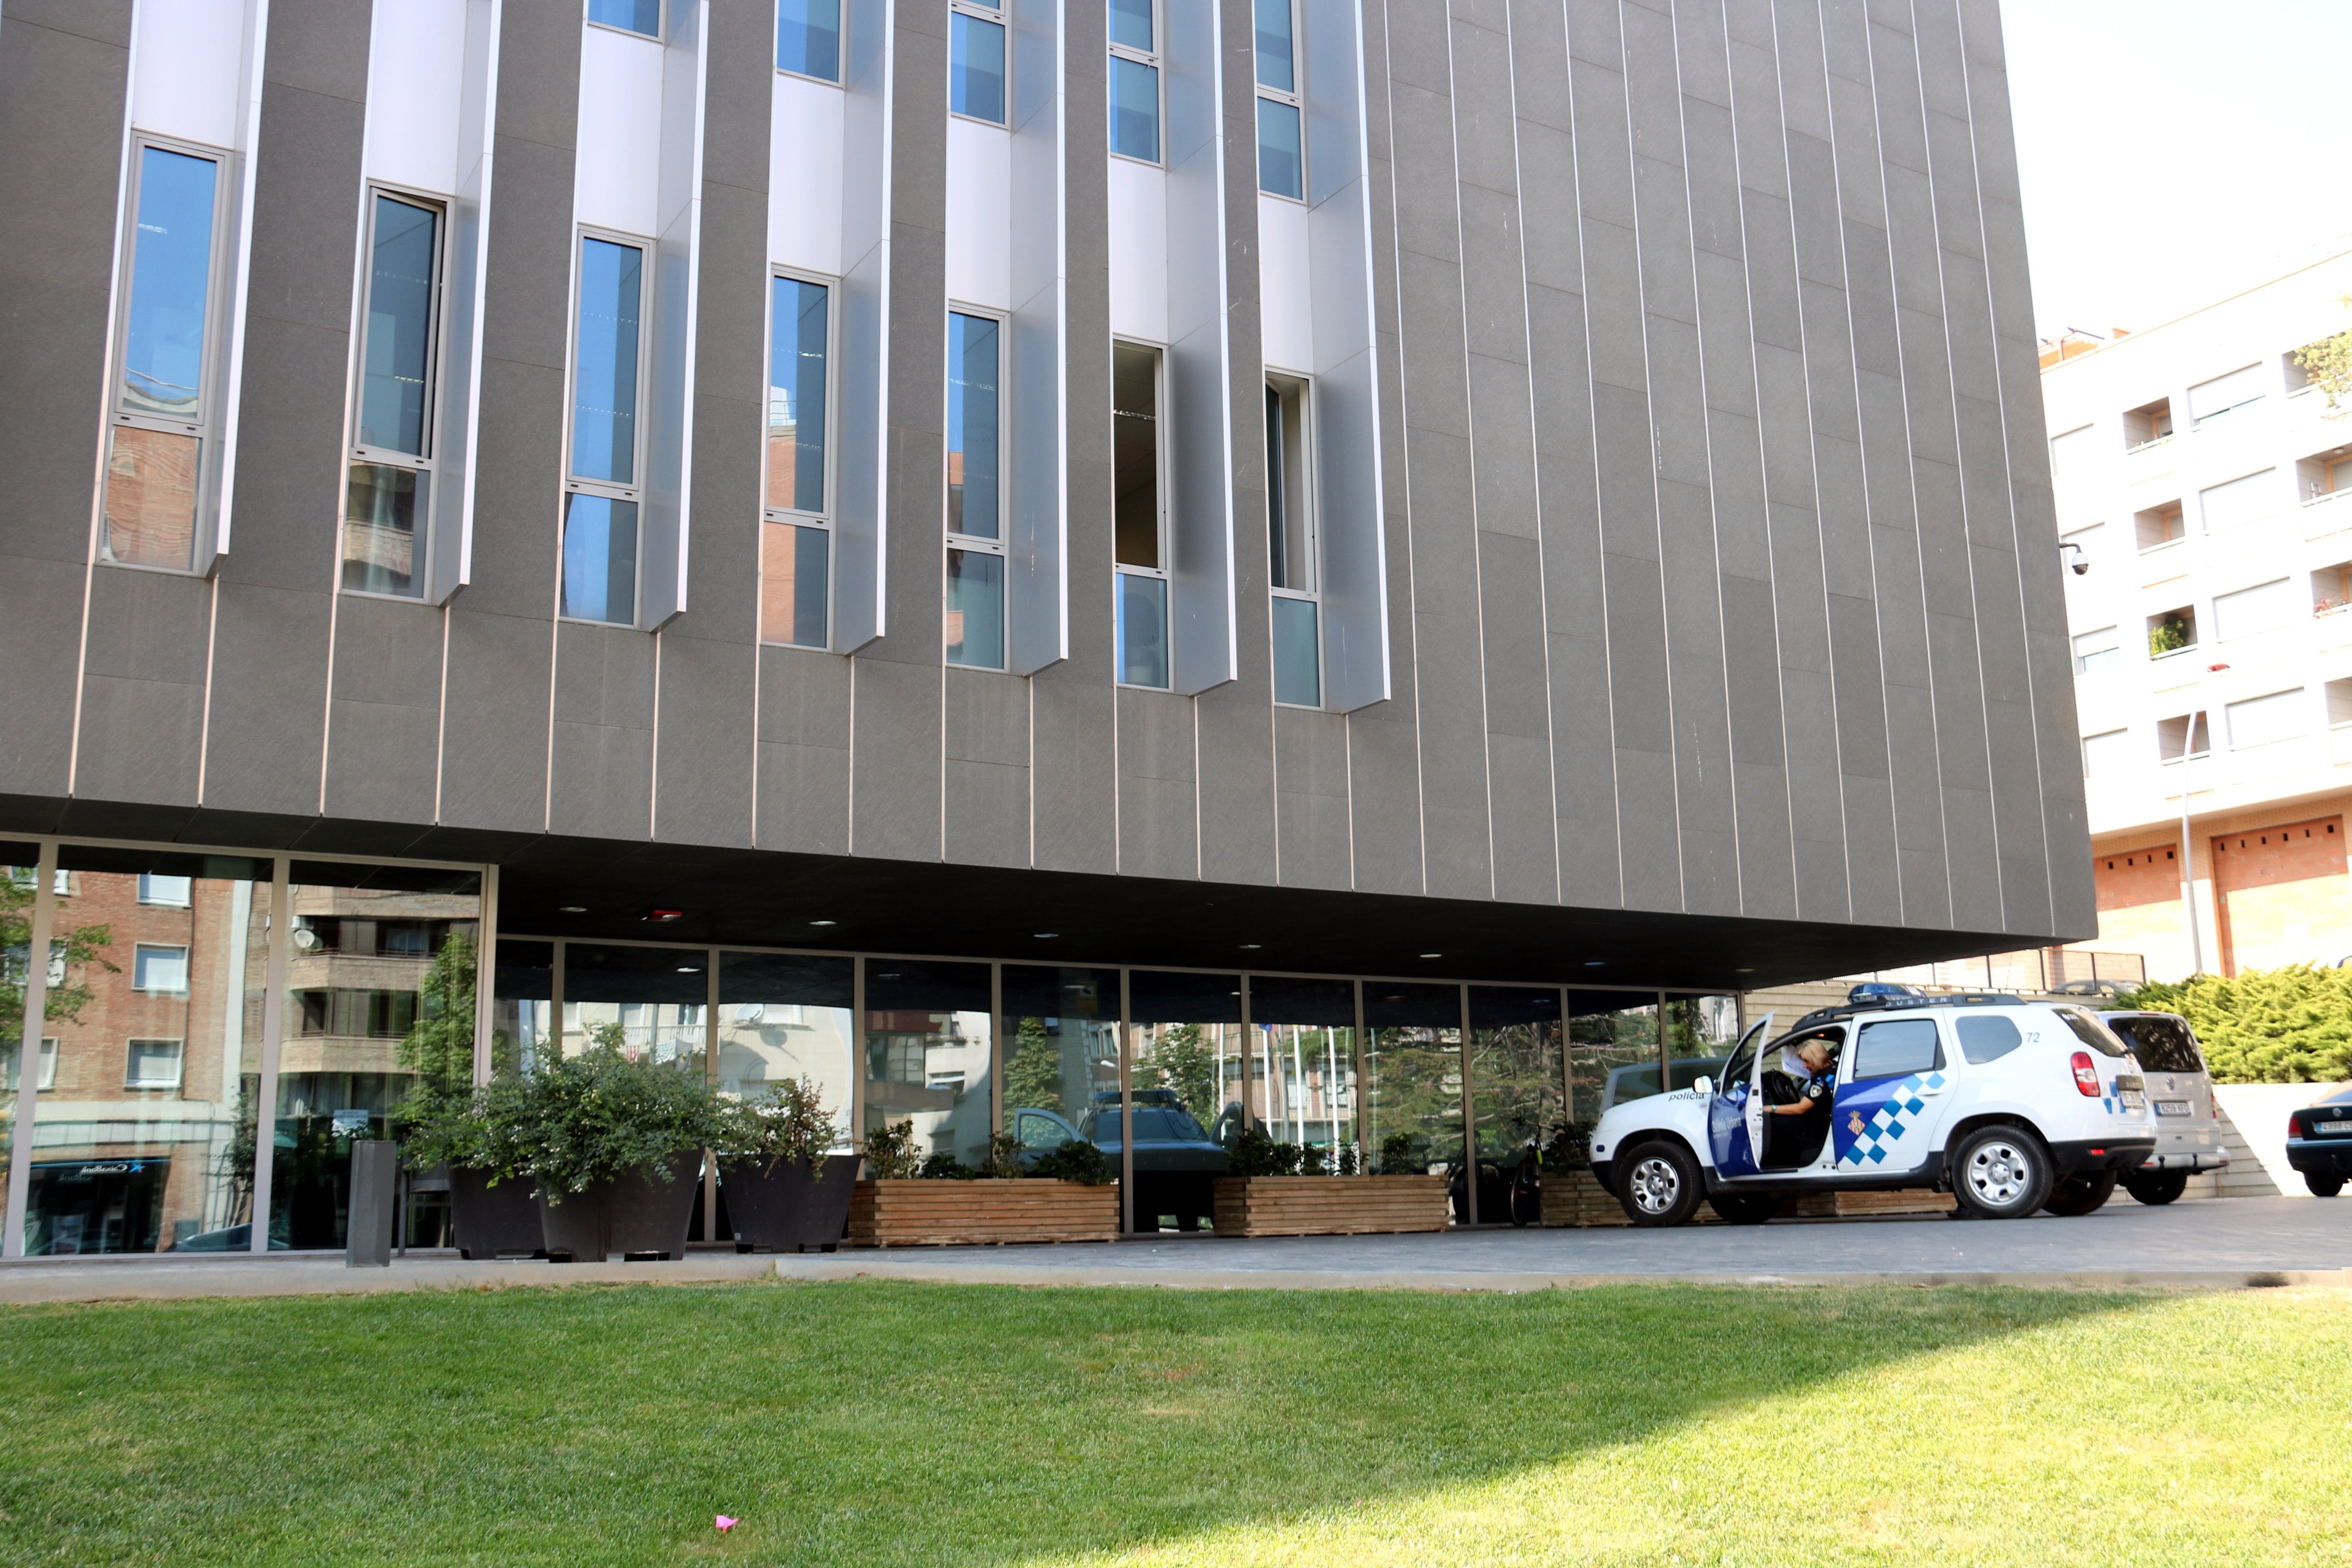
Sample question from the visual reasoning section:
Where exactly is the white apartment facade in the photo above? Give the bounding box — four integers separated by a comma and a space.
2046, 252, 2352, 982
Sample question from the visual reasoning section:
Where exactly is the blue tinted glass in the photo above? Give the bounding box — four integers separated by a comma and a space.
777, 0, 841, 80
1109, 56, 1159, 161
948, 313, 1000, 540
561, 494, 638, 623
769, 277, 829, 513
1116, 571, 1168, 687
945, 548, 1005, 669
588, 0, 661, 35
951, 13, 1007, 123
1109, 0, 1153, 51
1272, 595, 1319, 706
792, 524, 830, 647
1257, 97, 1302, 198
1254, 0, 1293, 90
571, 238, 643, 484
122, 148, 220, 419
360, 196, 438, 454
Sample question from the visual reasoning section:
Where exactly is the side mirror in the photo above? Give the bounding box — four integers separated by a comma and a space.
1691, 1076, 1714, 1099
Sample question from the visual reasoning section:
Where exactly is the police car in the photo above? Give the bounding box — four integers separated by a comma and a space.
1588, 995, 2157, 1226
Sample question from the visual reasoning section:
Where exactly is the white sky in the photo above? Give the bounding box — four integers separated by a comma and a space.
2002, 1, 2352, 342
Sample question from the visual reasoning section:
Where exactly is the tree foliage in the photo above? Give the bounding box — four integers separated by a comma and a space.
2120, 964, 2352, 1084
1, 870, 121, 1044
2292, 297, 2352, 412
1001, 1015, 1064, 1116
1141, 1022, 1220, 1120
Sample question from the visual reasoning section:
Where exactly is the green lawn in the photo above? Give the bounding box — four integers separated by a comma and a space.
0, 1280, 2345, 1566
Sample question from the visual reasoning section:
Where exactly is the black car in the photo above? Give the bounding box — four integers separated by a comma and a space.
2286, 1085, 2352, 1197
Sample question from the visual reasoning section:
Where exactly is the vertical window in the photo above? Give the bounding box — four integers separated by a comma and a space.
950, 1, 1007, 124
104, 144, 225, 572
1254, 0, 1303, 199
125, 1039, 185, 1091
345, 192, 443, 598
763, 274, 832, 649
1113, 341, 1169, 688
777, 0, 842, 80
133, 944, 190, 995
563, 235, 646, 625
1108, 0, 1161, 162
137, 873, 192, 907
587, 0, 661, 36
1266, 376, 1319, 706
946, 311, 1005, 669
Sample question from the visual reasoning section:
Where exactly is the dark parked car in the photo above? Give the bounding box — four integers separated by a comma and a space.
2286, 1085, 2352, 1197
1008, 1090, 1230, 1230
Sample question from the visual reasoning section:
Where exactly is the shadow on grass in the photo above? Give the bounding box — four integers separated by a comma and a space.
0, 1278, 2153, 1566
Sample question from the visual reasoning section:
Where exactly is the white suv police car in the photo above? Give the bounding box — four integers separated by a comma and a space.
1589, 995, 2157, 1226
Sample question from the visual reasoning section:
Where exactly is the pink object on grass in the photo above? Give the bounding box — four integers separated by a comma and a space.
715, 1515, 737, 1533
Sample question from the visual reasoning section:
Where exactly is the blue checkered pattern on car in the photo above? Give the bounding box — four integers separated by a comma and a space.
1836, 1071, 1945, 1168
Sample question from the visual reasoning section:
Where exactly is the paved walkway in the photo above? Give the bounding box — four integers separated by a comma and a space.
1, 1197, 2343, 1305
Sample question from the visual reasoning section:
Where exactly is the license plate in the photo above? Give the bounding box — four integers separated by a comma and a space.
2313, 1121, 2352, 1137
2119, 1090, 2146, 1110
2155, 1099, 2192, 1117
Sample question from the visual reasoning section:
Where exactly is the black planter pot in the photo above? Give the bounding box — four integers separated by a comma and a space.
537, 1153, 703, 1261
448, 1168, 546, 1260
718, 1154, 859, 1251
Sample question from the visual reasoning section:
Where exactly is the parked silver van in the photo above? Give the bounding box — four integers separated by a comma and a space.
2098, 1011, 2228, 1204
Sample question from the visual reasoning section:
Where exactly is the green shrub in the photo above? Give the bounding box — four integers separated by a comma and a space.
861, 1119, 924, 1180
2120, 964, 2352, 1084
717, 1075, 839, 1177
1378, 1133, 1419, 1177
1226, 1126, 1305, 1178
474, 1044, 729, 1197
1028, 1139, 1114, 1185
1539, 1120, 1593, 1173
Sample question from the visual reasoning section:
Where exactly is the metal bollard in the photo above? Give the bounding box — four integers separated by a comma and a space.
346, 1140, 399, 1267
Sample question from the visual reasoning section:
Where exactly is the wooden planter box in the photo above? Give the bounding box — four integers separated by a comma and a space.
847, 1179, 1119, 1247
1785, 1188, 1957, 1219
1210, 1174, 1449, 1237
1540, 1169, 1630, 1228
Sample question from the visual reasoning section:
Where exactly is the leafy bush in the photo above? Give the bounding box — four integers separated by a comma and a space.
919, 1152, 980, 1180
717, 1075, 839, 1177
1226, 1126, 1305, 1178
1539, 1120, 1593, 1173
983, 1132, 1026, 1180
1027, 1139, 1114, 1185
2119, 965, 2352, 1084
862, 1119, 924, 1180
474, 1044, 729, 1198
1378, 1133, 1420, 1177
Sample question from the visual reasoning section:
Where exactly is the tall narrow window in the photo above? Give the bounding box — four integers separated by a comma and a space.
946, 311, 1006, 669
563, 235, 646, 625
763, 274, 832, 648
1266, 375, 1319, 705
104, 144, 225, 572
587, 0, 662, 37
1254, 0, 1303, 199
1108, 0, 1161, 163
950, 1, 1007, 124
344, 192, 443, 597
1113, 341, 1169, 688
776, 0, 842, 80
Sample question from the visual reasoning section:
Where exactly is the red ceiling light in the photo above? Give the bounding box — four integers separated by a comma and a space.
643, 908, 686, 923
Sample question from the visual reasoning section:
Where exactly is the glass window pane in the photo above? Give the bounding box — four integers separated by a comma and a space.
948, 312, 1001, 540
951, 13, 1007, 123
761, 520, 829, 647
1116, 570, 1168, 688
1108, 0, 1153, 52
863, 960, 993, 1170
359, 195, 439, 455
1002, 965, 1122, 1180
571, 238, 643, 485
588, 0, 662, 34
1254, 0, 1293, 90
1257, 96, 1303, 198
561, 493, 638, 623
342, 462, 426, 596
1663, 995, 1740, 1091
1247, 979, 1354, 1173
1109, 55, 1160, 161
1265, 381, 1312, 591
1113, 342, 1159, 565
102, 426, 199, 570
946, 547, 1005, 670
717, 952, 854, 1148
1360, 1011, 1463, 1218
1567, 993, 1659, 1124
492, 939, 554, 1077
122, 147, 219, 420
769, 277, 830, 515
776, 0, 842, 79
562, 943, 708, 1068
25, 857, 268, 1254
1272, 595, 1319, 706
1469, 987, 1561, 1222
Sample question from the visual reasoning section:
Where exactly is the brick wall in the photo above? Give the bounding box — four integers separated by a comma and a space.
2212, 815, 2349, 974
2086, 841, 2190, 979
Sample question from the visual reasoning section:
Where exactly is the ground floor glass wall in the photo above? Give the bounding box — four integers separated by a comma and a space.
864, 960, 993, 1169
1127, 971, 1242, 1232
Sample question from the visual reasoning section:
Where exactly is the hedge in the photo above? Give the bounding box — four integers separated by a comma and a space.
2120, 964, 2352, 1084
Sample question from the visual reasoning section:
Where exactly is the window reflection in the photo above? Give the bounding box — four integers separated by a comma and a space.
1361, 981, 1463, 1219
1567, 991, 1660, 1126
1468, 986, 1563, 1226
1001, 965, 1122, 1181
1126, 970, 1241, 1232
864, 960, 993, 1169
717, 952, 854, 1149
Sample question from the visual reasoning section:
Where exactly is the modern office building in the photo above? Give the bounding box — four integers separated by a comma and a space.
2045, 251, 2352, 982
0, 0, 2086, 1252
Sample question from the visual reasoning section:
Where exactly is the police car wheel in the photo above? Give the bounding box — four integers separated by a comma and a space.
1618, 1142, 1703, 1228
2121, 1172, 2188, 1206
2041, 1170, 2117, 1217
2307, 1173, 2345, 1198
1950, 1128, 2054, 1219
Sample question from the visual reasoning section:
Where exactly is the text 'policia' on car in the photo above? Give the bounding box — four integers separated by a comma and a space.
1589, 995, 2158, 1226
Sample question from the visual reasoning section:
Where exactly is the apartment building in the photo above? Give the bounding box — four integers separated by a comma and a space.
2045, 252, 2352, 981
0, 0, 2084, 1252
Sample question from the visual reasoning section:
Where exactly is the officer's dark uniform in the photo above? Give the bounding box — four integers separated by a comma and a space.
1760, 1054, 1835, 1167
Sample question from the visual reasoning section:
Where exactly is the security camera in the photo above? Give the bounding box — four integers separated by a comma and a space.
2060, 541, 2089, 577
2070, 557, 2089, 576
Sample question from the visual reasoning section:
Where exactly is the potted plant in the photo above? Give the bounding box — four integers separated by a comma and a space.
715, 1076, 859, 1253
398, 1079, 545, 1258
1536, 1121, 1627, 1228
1210, 1127, 1446, 1237
477, 1036, 729, 1262
847, 1121, 1120, 1246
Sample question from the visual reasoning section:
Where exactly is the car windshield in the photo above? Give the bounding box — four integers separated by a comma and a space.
2104, 1015, 2202, 1074
2054, 1006, 2130, 1058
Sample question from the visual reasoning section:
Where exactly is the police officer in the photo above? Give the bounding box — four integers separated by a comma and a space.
1765, 1036, 1836, 1119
